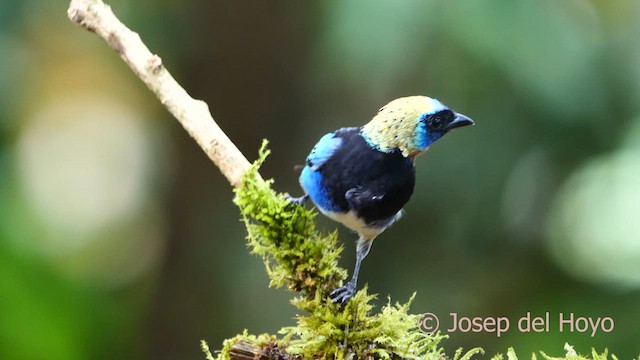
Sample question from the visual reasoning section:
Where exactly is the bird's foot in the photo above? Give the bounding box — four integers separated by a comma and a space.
284, 194, 308, 206
330, 280, 357, 306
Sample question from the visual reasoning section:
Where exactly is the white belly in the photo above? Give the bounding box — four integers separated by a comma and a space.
320, 209, 401, 241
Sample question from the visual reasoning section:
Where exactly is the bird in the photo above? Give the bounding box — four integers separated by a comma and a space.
291, 96, 474, 305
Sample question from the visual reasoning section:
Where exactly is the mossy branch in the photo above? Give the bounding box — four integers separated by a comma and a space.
234, 142, 345, 301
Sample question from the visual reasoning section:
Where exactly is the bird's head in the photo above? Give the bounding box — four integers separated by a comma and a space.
361, 96, 474, 158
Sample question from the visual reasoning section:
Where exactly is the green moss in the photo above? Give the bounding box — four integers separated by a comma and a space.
233, 140, 345, 300
488, 344, 633, 360
203, 141, 633, 359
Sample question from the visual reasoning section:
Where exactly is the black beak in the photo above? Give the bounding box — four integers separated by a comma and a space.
447, 113, 474, 130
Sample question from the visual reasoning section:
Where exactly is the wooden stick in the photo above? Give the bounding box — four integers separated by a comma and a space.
67, 0, 256, 188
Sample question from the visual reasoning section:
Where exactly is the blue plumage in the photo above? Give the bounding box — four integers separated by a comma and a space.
306, 132, 343, 171
295, 96, 474, 305
300, 165, 338, 212
414, 114, 445, 150
300, 131, 345, 212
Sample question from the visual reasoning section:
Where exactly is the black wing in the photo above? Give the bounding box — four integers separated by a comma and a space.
319, 128, 416, 224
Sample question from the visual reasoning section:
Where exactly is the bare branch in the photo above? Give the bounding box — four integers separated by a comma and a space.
67, 0, 256, 187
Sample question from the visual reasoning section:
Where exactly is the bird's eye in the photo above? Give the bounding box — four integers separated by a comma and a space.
428, 116, 443, 130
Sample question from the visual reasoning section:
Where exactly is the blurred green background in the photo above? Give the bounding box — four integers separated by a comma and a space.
1, 0, 639, 359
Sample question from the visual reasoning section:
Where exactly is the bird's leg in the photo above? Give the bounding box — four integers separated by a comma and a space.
285, 194, 308, 205
331, 237, 373, 306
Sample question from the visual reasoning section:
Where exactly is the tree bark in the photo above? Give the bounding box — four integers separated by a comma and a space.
67, 0, 257, 188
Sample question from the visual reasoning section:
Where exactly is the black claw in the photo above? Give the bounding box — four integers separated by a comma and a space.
285, 194, 308, 206
330, 281, 357, 306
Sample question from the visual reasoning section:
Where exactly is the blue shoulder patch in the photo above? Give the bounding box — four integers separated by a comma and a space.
306, 132, 343, 171
299, 165, 339, 212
